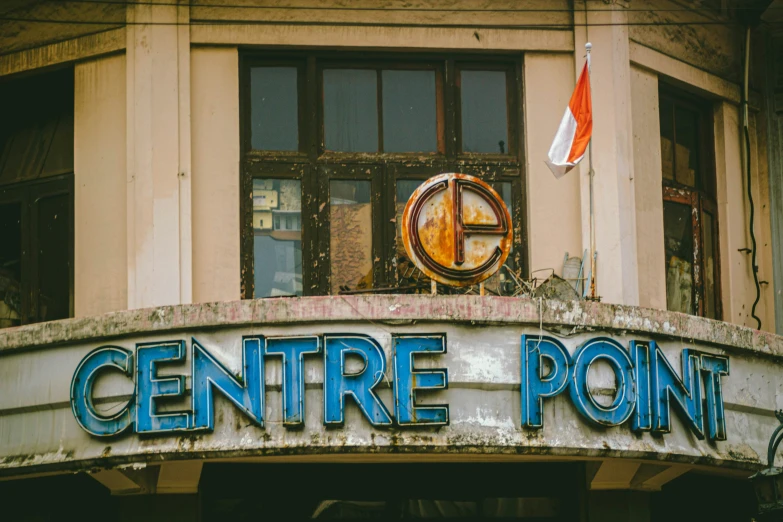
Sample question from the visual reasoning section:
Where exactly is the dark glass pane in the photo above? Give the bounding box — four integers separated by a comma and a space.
664, 201, 693, 315
330, 180, 372, 293
460, 70, 508, 154
250, 67, 298, 151
659, 98, 674, 181
0, 68, 73, 186
41, 112, 74, 178
674, 105, 700, 187
253, 179, 302, 297
382, 70, 437, 153
36, 194, 69, 322
0, 202, 22, 328
323, 70, 378, 152
703, 210, 717, 319
490, 181, 513, 216
482, 182, 513, 295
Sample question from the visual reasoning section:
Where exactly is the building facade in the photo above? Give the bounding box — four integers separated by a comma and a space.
1, 0, 782, 520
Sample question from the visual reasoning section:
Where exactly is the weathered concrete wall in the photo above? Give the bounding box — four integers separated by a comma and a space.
191, 47, 241, 303
629, 0, 743, 83
74, 54, 128, 317
0, 1, 124, 56
0, 297, 780, 479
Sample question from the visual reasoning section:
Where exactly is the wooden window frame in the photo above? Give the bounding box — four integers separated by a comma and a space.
0, 174, 74, 326
240, 52, 527, 298
660, 87, 722, 320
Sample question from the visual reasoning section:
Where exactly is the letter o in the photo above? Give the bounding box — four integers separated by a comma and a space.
568, 338, 636, 427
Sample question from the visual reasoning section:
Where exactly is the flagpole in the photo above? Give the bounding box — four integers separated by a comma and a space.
586, 42, 597, 300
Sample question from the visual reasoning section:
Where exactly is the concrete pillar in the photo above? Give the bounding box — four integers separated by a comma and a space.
574, 3, 640, 306
630, 66, 666, 310
125, 0, 192, 308
191, 47, 241, 304
74, 54, 128, 317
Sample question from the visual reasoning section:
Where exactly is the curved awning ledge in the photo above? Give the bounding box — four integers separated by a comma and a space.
0, 295, 781, 478
0, 296, 780, 358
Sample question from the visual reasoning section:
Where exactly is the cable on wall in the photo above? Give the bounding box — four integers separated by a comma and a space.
742, 24, 763, 330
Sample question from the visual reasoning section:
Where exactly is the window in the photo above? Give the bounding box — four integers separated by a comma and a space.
241, 54, 525, 298
659, 87, 720, 319
0, 69, 74, 328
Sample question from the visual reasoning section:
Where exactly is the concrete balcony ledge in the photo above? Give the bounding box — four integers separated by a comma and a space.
0, 296, 781, 359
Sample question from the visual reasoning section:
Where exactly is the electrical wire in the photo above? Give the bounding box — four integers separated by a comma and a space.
742, 25, 763, 330
746, 125, 762, 330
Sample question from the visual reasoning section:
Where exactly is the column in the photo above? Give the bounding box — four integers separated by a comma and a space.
74, 54, 129, 316
126, 0, 192, 308
574, 3, 640, 306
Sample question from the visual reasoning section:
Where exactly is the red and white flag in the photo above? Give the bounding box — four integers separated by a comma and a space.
545, 61, 592, 178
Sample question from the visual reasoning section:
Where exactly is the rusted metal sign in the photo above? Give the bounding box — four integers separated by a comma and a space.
402, 173, 512, 286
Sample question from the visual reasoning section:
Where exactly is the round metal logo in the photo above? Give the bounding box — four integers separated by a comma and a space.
402, 173, 513, 287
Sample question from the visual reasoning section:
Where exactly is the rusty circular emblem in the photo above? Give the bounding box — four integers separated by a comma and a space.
402, 173, 513, 287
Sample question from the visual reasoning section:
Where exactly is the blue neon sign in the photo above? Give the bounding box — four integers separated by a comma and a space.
70, 333, 729, 441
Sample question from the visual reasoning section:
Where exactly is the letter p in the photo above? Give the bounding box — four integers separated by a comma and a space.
520, 335, 571, 428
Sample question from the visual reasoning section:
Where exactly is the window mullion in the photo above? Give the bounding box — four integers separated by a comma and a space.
444, 59, 458, 163
19, 187, 32, 325
691, 191, 704, 317
377, 69, 384, 154
372, 167, 386, 288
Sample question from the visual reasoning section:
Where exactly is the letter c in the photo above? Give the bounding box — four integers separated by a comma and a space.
70, 346, 134, 437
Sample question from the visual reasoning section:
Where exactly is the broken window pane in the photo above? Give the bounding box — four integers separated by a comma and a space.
460, 70, 508, 154
703, 210, 717, 319
324, 69, 378, 152
663, 201, 694, 315
250, 67, 299, 151
659, 97, 674, 181
0, 202, 22, 328
382, 70, 437, 153
36, 194, 69, 322
674, 105, 700, 187
330, 180, 372, 293
253, 179, 302, 297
